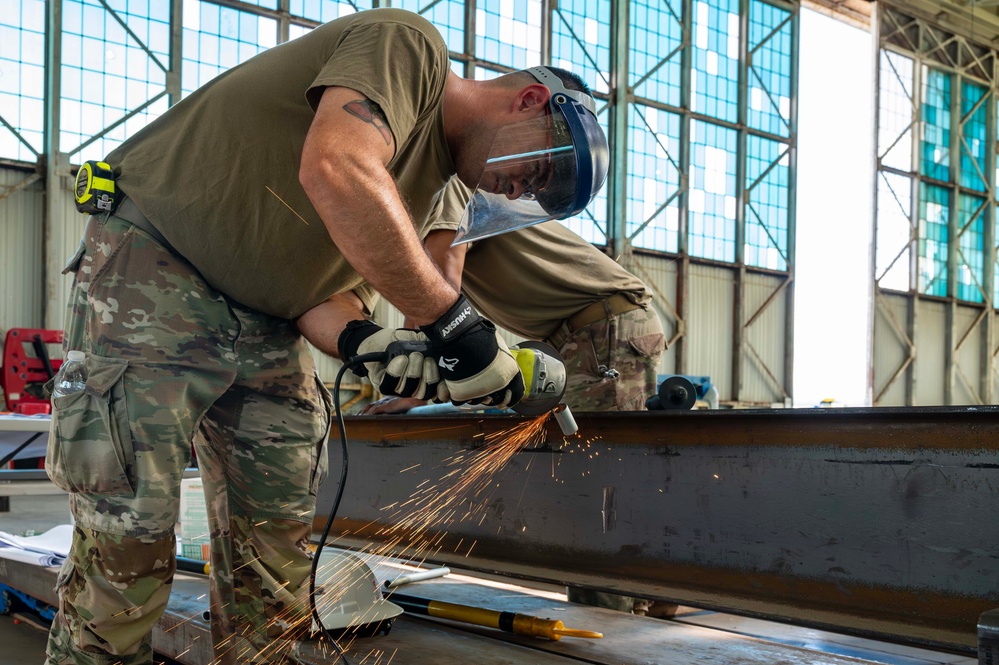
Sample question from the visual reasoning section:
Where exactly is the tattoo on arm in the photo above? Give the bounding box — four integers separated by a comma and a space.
343, 99, 392, 146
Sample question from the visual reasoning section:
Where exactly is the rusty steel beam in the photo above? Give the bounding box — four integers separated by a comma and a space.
316, 407, 999, 653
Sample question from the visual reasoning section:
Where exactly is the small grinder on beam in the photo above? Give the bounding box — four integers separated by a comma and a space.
508, 341, 577, 436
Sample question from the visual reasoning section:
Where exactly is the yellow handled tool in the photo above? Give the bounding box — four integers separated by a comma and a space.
386, 592, 602, 641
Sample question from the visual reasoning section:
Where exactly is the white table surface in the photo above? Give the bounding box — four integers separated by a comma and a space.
0, 415, 51, 460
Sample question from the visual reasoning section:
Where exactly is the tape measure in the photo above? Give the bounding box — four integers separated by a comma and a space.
74, 161, 117, 214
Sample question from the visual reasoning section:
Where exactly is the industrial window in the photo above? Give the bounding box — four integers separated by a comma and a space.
746, 134, 789, 270
628, 105, 681, 254
181, 1, 276, 96
0, 0, 45, 162
551, 0, 611, 245
692, 0, 739, 124
689, 119, 737, 261
627, 0, 794, 271
628, 0, 683, 254
61, 0, 171, 163
474, 0, 542, 71
395, 0, 465, 54
876, 6, 997, 306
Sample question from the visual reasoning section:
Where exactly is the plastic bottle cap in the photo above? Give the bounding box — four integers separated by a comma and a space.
66, 350, 86, 362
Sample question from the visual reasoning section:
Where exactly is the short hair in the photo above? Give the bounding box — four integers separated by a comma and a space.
541, 66, 592, 98
502, 67, 593, 99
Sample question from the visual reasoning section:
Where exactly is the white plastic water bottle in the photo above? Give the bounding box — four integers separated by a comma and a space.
52, 350, 88, 399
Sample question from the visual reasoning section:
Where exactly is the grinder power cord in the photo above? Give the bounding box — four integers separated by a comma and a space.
314, 337, 576, 663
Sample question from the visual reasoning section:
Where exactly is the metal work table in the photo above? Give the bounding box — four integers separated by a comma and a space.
0, 551, 954, 665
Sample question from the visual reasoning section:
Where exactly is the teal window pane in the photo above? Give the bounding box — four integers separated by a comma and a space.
878, 51, 914, 171
289, 0, 370, 24
562, 110, 610, 246
747, 0, 791, 138
692, 0, 739, 124
627, 104, 680, 252
0, 0, 46, 161
475, 0, 541, 70
60, 0, 170, 162
956, 194, 985, 303
182, 1, 275, 97
395, 0, 465, 54
553, 0, 612, 98
745, 134, 788, 270
960, 80, 987, 192
876, 171, 912, 291
689, 119, 737, 261
917, 183, 948, 297
629, 0, 682, 107
920, 67, 950, 181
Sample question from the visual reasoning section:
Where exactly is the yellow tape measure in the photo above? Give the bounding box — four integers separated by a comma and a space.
74, 161, 117, 214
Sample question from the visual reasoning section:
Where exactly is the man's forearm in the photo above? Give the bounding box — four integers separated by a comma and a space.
300, 87, 458, 326
295, 291, 367, 358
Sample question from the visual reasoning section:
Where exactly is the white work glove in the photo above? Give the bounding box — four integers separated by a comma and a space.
337, 321, 449, 402
420, 296, 525, 408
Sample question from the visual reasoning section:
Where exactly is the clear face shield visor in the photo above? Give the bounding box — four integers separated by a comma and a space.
453, 69, 609, 245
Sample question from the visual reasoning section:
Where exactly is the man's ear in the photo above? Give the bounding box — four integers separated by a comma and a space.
513, 83, 550, 114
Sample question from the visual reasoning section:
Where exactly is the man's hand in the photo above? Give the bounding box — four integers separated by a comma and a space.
338, 321, 449, 402
420, 296, 525, 408
359, 396, 426, 415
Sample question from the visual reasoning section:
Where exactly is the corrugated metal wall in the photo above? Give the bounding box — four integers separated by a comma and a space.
688, 264, 735, 402
872, 293, 911, 405
0, 168, 45, 332
45, 177, 89, 334
743, 272, 790, 406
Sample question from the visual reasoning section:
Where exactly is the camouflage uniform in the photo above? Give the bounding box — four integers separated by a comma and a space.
547, 306, 665, 412
45, 210, 330, 664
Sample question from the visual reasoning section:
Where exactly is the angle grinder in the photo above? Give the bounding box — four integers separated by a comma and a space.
381, 339, 577, 435
509, 341, 577, 435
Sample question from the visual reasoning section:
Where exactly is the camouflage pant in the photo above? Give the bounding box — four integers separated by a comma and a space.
45, 211, 331, 665
548, 306, 665, 412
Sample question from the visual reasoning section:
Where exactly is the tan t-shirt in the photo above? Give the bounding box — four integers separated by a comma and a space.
427, 180, 652, 340
106, 9, 454, 319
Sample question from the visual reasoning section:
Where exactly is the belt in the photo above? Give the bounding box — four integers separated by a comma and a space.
113, 196, 175, 254
545, 294, 644, 349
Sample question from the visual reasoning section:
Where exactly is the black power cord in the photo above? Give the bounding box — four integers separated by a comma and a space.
309, 352, 384, 665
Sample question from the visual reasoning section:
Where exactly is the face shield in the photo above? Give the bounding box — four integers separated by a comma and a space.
453, 66, 609, 245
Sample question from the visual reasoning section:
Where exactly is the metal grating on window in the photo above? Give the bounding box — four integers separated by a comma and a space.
627, 104, 680, 253
876, 170, 912, 292
745, 134, 788, 270
475, 0, 542, 70
959, 79, 988, 192
181, 1, 276, 97
61, 0, 170, 162
395, 0, 465, 54
956, 194, 985, 304
692, 0, 739, 124
878, 50, 914, 172
629, 0, 683, 108
289, 0, 369, 24
920, 67, 950, 182
917, 182, 948, 297
689, 119, 737, 261
552, 0, 611, 97
0, 0, 45, 161
747, 0, 791, 138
